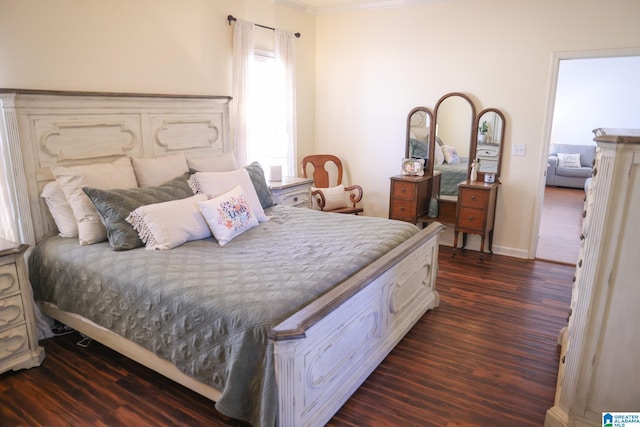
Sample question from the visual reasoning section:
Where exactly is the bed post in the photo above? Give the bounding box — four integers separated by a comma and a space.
0, 93, 36, 247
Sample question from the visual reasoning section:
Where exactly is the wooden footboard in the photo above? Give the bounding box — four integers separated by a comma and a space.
271, 222, 443, 427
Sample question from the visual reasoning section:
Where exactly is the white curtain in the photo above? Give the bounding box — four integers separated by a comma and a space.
231, 20, 255, 167
275, 29, 298, 177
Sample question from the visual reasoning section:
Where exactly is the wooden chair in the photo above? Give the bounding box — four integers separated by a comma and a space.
302, 154, 364, 214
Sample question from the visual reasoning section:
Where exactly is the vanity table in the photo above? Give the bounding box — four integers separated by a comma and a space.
401, 96, 506, 260
452, 179, 500, 261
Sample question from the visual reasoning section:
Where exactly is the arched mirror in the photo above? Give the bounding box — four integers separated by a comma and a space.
405, 107, 433, 169
473, 108, 506, 180
432, 92, 476, 201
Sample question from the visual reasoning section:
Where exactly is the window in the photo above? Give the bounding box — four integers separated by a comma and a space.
247, 51, 290, 175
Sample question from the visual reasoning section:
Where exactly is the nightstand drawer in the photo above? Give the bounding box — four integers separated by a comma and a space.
459, 188, 488, 208
0, 264, 20, 298
0, 295, 25, 332
0, 324, 29, 362
390, 199, 418, 221
281, 189, 310, 208
458, 207, 486, 231
391, 180, 416, 201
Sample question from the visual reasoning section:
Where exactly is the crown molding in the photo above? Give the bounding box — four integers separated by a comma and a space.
281, 0, 444, 15
273, 0, 318, 14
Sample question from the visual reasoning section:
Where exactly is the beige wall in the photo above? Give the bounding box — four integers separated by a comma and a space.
315, 0, 640, 257
2, 0, 640, 258
0, 0, 316, 174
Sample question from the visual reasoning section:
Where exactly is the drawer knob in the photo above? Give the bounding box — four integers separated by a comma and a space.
399, 207, 405, 211
470, 196, 476, 201
293, 197, 298, 202
400, 188, 407, 193
467, 216, 474, 221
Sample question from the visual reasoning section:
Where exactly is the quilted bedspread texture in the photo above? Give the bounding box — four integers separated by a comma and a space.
29, 205, 419, 427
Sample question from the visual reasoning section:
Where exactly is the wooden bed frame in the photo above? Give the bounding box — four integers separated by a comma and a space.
0, 89, 443, 427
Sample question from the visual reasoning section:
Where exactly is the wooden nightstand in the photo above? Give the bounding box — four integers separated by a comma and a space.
0, 239, 45, 374
453, 179, 500, 261
388, 172, 441, 225
269, 176, 313, 208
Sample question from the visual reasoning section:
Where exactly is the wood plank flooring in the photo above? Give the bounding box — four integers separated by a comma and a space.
536, 186, 584, 265
0, 246, 573, 427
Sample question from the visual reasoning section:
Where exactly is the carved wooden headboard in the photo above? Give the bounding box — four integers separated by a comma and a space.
0, 89, 232, 246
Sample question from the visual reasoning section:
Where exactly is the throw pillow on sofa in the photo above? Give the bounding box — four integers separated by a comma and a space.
557, 153, 581, 168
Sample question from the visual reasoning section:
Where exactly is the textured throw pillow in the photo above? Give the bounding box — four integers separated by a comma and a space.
198, 185, 259, 246
244, 162, 274, 209
311, 185, 348, 211
83, 173, 194, 251
188, 169, 268, 222
40, 181, 78, 237
186, 151, 238, 172
441, 145, 460, 164
557, 153, 581, 168
130, 153, 189, 187
51, 157, 138, 245
125, 194, 210, 250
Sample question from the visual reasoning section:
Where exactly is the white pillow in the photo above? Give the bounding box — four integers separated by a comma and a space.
40, 181, 78, 237
186, 152, 238, 172
557, 153, 581, 168
51, 157, 138, 245
125, 194, 210, 250
434, 142, 445, 165
130, 153, 189, 187
311, 185, 348, 211
441, 145, 460, 164
188, 169, 267, 222
198, 185, 259, 246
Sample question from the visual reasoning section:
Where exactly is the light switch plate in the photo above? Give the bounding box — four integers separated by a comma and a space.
512, 144, 526, 156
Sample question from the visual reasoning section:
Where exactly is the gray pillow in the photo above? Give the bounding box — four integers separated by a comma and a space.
83, 172, 194, 251
244, 161, 274, 209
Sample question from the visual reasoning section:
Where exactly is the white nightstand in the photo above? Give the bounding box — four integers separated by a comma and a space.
269, 176, 313, 208
0, 239, 45, 374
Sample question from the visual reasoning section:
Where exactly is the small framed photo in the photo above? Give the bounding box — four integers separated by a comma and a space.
401, 158, 425, 176
484, 172, 496, 183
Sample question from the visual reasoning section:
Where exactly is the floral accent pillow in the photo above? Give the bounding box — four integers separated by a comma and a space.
198, 185, 259, 246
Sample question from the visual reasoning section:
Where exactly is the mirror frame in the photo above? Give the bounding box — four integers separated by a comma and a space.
432, 92, 476, 178
472, 107, 506, 180
405, 106, 433, 169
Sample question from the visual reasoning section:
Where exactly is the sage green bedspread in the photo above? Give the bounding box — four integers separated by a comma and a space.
29, 205, 419, 426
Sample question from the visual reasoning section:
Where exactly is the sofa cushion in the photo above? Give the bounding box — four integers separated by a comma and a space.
555, 166, 593, 178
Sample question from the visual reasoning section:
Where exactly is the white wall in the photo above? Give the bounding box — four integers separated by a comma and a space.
315, 0, 640, 257
551, 56, 640, 146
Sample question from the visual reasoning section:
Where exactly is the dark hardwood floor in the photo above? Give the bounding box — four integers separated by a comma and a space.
0, 246, 573, 427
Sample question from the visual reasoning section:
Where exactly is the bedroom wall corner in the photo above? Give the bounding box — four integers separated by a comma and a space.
313, 0, 640, 258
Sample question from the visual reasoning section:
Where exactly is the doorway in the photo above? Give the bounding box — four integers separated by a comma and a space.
533, 49, 640, 263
